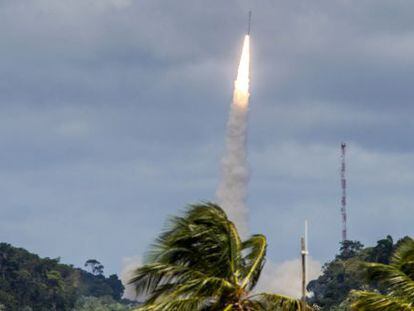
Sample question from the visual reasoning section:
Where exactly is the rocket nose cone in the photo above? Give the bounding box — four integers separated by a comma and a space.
247, 11, 252, 34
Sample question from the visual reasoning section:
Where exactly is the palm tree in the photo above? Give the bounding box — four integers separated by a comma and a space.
130, 203, 310, 310
351, 237, 414, 310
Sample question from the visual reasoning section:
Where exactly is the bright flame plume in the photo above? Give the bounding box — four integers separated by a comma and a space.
217, 35, 251, 236
235, 35, 250, 95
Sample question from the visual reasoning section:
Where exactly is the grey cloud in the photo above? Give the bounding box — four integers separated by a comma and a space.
1, 0, 414, 274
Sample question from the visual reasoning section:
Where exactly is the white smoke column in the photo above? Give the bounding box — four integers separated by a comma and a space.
256, 258, 322, 298
217, 35, 250, 235
120, 256, 142, 301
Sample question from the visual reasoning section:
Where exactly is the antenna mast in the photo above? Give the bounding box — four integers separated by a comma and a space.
340, 143, 347, 242
301, 221, 308, 310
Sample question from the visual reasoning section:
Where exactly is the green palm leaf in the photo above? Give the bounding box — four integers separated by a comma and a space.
365, 262, 414, 301
391, 238, 414, 269
351, 290, 414, 311
251, 293, 310, 310
130, 203, 310, 311
240, 234, 267, 290
137, 296, 209, 311
351, 237, 414, 311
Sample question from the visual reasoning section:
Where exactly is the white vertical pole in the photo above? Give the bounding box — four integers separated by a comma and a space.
301, 220, 309, 310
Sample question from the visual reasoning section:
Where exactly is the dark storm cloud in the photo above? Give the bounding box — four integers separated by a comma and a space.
1, 0, 414, 273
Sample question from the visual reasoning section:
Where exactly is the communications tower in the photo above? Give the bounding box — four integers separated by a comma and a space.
340, 143, 347, 241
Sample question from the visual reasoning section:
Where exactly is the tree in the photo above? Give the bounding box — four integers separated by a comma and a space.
351, 237, 414, 310
307, 256, 366, 309
337, 240, 364, 260
130, 203, 310, 310
367, 235, 394, 264
0, 243, 125, 309
306, 240, 367, 309
85, 259, 105, 276
307, 236, 407, 309
107, 274, 125, 301
74, 296, 131, 311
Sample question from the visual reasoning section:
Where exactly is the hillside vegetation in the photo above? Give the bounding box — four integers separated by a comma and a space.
0, 234, 411, 310
0, 243, 127, 310
308, 235, 409, 310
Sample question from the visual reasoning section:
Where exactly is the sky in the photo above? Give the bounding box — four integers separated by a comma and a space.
2, 0, 414, 277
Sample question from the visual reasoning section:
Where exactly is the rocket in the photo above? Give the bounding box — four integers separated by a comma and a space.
247, 11, 252, 35
217, 12, 252, 234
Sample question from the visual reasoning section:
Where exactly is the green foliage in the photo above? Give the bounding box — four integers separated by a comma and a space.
337, 240, 364, 260
74, 296, 132, 311
351, 237, 414, 310
77, 270, 124, 300
85, 259, 105, 276
107, 274, 126, 301
308, 236, 408, 310
328, 298, 352, 311
0, 243, 125, 310
367, 235, 394, 264
130, 202, 310, 310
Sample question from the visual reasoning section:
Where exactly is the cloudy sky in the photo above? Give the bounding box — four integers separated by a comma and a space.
2, 0, 414, 276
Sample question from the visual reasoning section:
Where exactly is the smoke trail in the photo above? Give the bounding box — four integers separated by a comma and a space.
217, 35, 250, 235
256, 258, 322, 298
120, 256, 142, 301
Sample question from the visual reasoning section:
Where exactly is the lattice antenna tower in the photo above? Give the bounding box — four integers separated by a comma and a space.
340, 143, 347, 241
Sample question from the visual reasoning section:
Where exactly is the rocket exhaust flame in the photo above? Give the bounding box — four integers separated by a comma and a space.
235, 35, 250, 96
217, 35, 251, 236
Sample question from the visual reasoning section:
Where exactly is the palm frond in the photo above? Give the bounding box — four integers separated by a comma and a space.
389, 237, 414, 279
227, 221, 242, 284
364, 262, 414, 301
143, 203, 236, 279
351, 238, 414, 311
351, 290, 414, 311
130, 203, 302, 311
240, 234, 267, 290
135, 296, 209, 311
161, 275, 234, 299
251, 293, 311, 310
129, 262, 206, 297
391, 237, 414, 269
